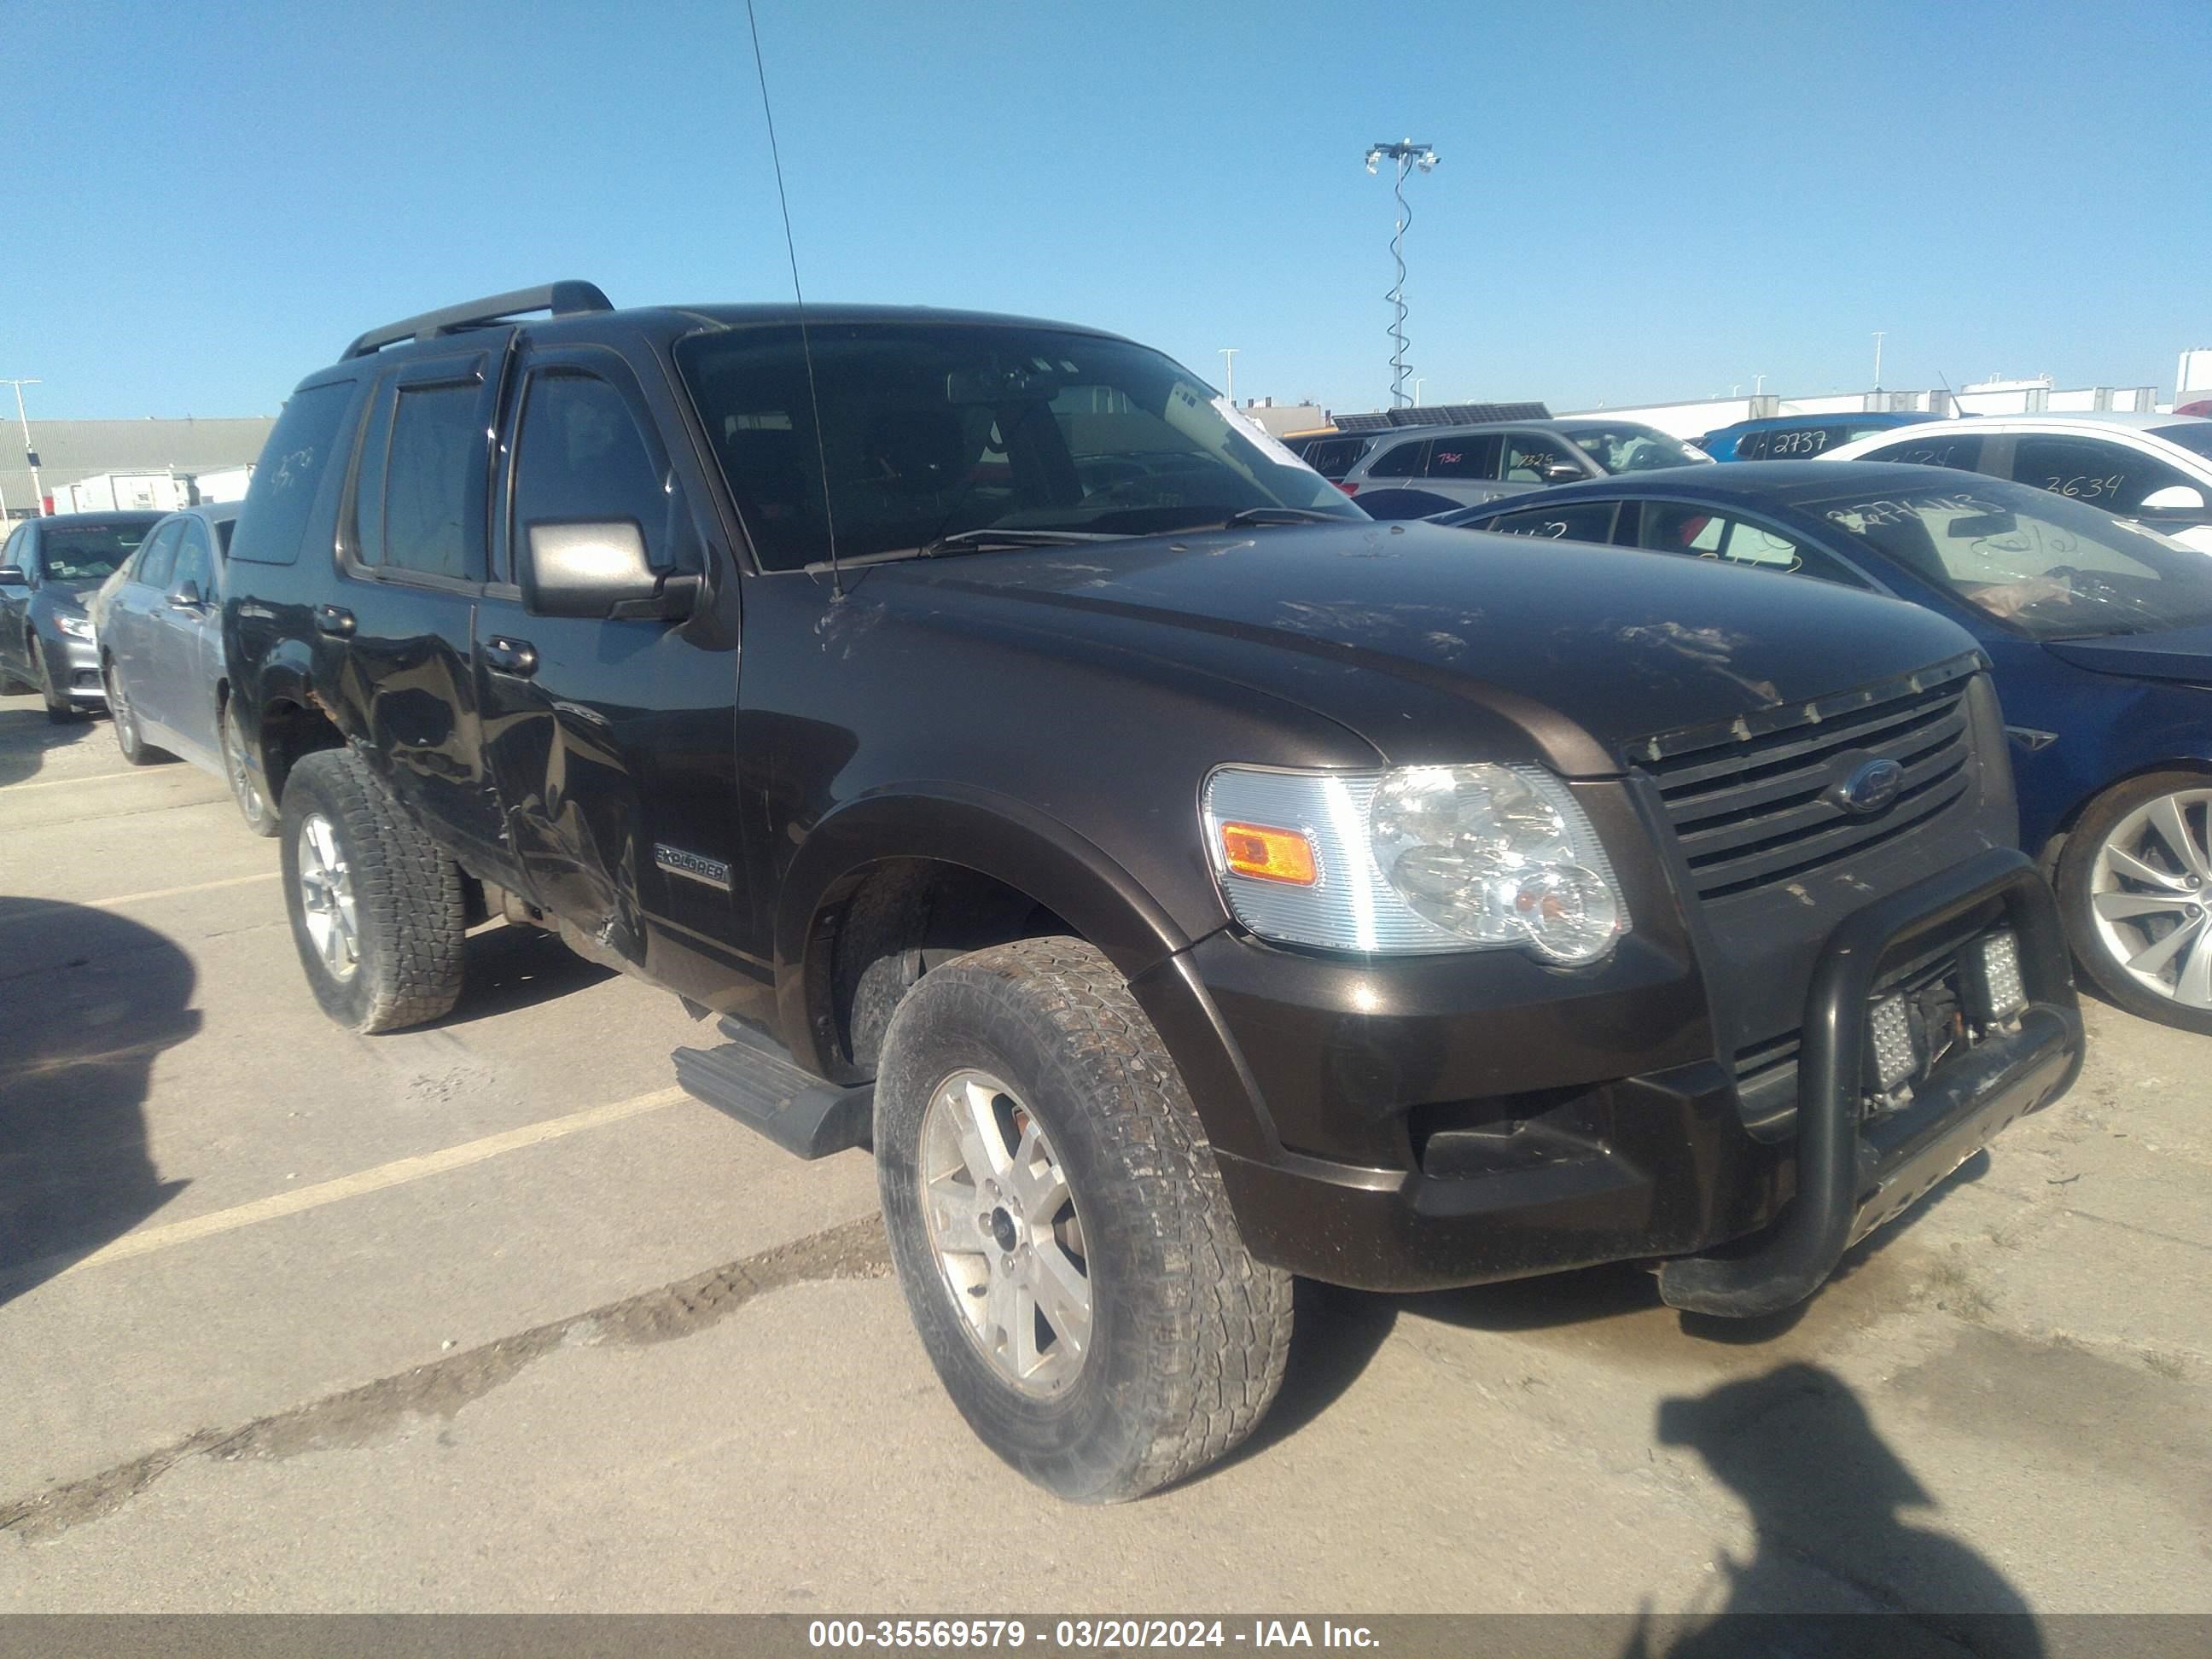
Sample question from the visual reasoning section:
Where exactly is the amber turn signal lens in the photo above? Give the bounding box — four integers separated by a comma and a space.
1219, 821, 1318, 886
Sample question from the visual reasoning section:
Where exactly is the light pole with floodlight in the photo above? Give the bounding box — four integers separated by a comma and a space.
1219, 348, 1237, 407
3, 379, 43, 516
1364, 139, 1439, 408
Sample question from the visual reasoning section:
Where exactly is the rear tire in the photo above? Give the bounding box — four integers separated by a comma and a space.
874, 936, 1291, 1503
220, 698, 278, 835
278, 748, 468, 1033
2056, 771, 2212, 1034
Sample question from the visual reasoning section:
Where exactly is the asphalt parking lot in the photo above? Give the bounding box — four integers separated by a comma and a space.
0, 689, 2205, 1627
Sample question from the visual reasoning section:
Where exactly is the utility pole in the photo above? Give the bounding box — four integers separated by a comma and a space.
1754, 373, 1766, 396
1218, 348, 1238, 407
3, 379, 44, 515
1364, 139, 1440, 407
1871, 332, 1886, 391
1413, 377, 1426, 406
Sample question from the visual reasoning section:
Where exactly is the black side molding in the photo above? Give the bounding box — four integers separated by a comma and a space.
672, 1018, 872, 1161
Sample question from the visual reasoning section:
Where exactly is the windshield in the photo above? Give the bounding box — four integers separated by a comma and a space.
2151, 422, 2212, 463
36, 522, 154, 584
1807, 480, 2212, 638
674, 323, 1361, 571
1563, 423, 1710, 474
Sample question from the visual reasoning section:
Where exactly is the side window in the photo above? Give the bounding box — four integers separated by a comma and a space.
1868, 433, 1985, 473
1503, 433, 1582, 484
381, 382, 485, 580
1761, 426, 1835, 459
170, 521, 213, 597
1636, 505, 1867, 587
1424, 435, 1502, 480
230, 381, 356, 568
2, 525, 24, 572
1366, 440, 1429, 479
1481, 501, 1620, 542
137, 521, 184, 589
512, 370, 684, 572
2010, 435, 2192, 513
1736, 431, 1772, 461
1305, 437, 1366, 478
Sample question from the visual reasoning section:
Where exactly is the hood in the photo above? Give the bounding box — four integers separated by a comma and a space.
2044, 623, 2212, 686
39, 587, 90, 614
892, 521, 1981, 771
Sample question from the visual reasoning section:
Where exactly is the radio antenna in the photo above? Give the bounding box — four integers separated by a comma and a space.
745, 0, 843, 601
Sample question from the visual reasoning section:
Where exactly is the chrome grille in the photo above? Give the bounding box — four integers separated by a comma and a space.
1644, 672, 1977, 902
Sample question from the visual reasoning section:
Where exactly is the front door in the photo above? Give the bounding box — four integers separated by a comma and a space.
472, 341, 746, 993
145, 517, 221, 763
330, 348, 520, 887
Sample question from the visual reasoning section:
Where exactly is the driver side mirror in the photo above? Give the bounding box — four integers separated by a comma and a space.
0, 565, 24, 590
1541, 463, 1585, 484
523, 521, 698, 621
169, 580, 205, 609
2138, 484, 2209, 523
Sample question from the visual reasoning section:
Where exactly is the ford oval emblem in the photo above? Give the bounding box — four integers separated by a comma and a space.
1834, 757, 1905, 817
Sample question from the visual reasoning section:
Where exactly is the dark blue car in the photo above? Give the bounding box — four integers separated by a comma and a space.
1444, 461, 2212, 1033
1696, 411, 1932, 462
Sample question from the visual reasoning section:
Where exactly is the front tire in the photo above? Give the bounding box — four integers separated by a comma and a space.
874, 936, 1292, 1503
32, 643, 77, 724
278, 748, 468, 1033
2056, 770, 2212, 1034
220, 698, 278, 835
104, 661, 166, 765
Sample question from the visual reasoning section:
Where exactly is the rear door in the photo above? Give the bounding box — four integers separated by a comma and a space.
106, 519, 183, 717
330, 347, 521, 885
473, 341, 743, 980
145, 517, 222, 763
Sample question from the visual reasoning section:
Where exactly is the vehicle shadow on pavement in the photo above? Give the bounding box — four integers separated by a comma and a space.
0, 898, 199, 1308
428, 922, 616, 1027
1622, 1364, 2044, 1656
0, 701, 102, 789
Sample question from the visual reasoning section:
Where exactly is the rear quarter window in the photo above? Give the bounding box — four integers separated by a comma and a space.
229, 380, 359, 567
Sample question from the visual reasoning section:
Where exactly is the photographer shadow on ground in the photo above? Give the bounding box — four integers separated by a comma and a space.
1624, 1363, 2043, 1658
0, 897, 198, 1308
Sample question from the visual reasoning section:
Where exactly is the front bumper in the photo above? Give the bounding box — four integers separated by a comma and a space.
55, 632, 106, 704
1175, 847, 2080, 1309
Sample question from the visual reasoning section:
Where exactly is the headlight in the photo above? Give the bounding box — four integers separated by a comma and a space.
1202, 763, 1628, 963
55, 614, 94, 640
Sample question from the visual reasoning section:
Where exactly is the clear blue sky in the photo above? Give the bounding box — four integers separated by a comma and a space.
9, 0, 2208, 420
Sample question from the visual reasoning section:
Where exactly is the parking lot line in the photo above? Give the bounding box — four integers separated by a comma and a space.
9, 770, 163, 792
9, 1086, 690, 1290
0, 872, 280, 928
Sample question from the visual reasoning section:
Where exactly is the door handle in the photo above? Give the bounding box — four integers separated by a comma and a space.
312, 604, 356, 637
482, 635, 538, 678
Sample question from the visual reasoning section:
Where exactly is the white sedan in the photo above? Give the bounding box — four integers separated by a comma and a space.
1824, 412, 2212, 554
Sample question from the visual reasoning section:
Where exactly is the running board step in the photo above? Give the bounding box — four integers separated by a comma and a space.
672, 1020, 872, 1160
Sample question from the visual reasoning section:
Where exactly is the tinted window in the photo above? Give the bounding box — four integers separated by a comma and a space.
2150, 422, 2212, 463
1367, 440, 1429, 478
1866, 433, 1984, 472
514, 370, 683, 572
1481, 501, 1619, 542
2, 526, 23, 569
2011, 434, 2192, 513
231, 381, 355, 567
1503, 433, 1583, 484
1741, 425, 1836, 461
171, 521, 213, 597
1812, 480, 2212, 636
1301, 436, 1368, 478
1566, 424, 1708, 473
381, 382, 483, 580
1635, 504, 1866, 586
1424, 435, 1501, 480
34, 521, 153, 583
136, 521, 183, 589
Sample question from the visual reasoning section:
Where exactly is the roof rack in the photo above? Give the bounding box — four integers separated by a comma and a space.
1332, 401, 1551, 433
341, 281, 614, 359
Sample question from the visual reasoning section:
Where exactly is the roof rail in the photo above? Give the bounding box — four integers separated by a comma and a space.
1332, 401, 1551, 433
341, 281, 614, 359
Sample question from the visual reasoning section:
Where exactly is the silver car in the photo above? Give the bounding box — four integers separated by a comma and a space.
88, 504, 275, 834
1338, 416, 1713, 519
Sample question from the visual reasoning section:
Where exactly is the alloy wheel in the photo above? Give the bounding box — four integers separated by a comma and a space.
2087, 788, 2212, 1009
296, 811, 360, 981
224, 704, 265, 821
918, 1068, 1092, 1397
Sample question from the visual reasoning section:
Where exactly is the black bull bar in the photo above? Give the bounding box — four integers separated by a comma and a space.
1657, 847, 2084, 1318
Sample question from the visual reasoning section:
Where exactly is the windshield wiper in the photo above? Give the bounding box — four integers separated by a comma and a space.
1209, 506, 1348, 527
916, 528, 1127, 558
